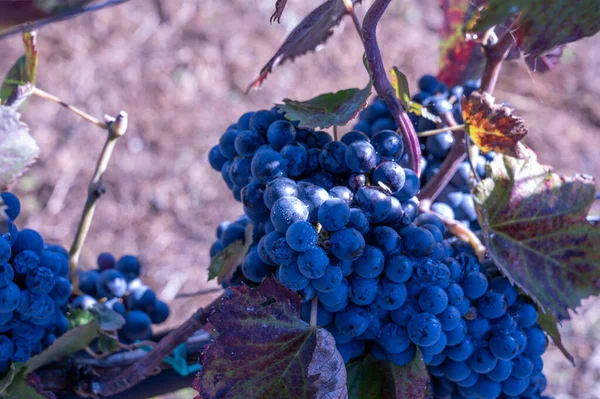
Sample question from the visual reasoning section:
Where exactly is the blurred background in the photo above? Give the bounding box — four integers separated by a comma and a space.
0, 0, 599, 398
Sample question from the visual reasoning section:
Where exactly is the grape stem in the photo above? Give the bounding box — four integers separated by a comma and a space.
310, 296, 318, 327
69, 112, 128, 275
480, 24, 516, 94
31, 87, 108, 130
96, 296, 219, 397
417, 124, 465, 138
342, 0, 364, 42
362, 0, 422, 176
417, 112, 466, 201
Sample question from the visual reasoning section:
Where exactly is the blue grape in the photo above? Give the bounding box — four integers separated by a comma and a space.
487, 359, 513, 382
418, 74, 440, 93
408, 313, 442, 347
443, 360, 471, 382
263, 177, 298, 210
0, 192, 20, 220
319, 141, 349, 174
0, 239, 11, 265
312, 265, 343, 293
11, 339, 31, 363
285, 221, 317, 252
501, 376, 528, 396
385, 254, 413, 283
280, 143, 307, 176
269, 238, 298, 266
489, 277, 518, 307
78, 270, 99, 297
478, 291, 508, 319
418, 285, 448, 315
251, 149, 287, 182
438, 305, 461, 331
235, 129, 265, 157
340, 131, 369, 145
345, 141, 377, 173
513, 300, 538, 329
355, 187, 391, 223
446, 336, 474, 361
267, 120, 296, 150
297, 247, 329, 279
13, 250, 39, 274
352, 245, 384, 279
0, 336, 13, 361
334, 305, 369, 337
445, 283, 464, 306
523, 327, 548, 358
379, 322, 410, 354
348, 173, 366, 192
390, 299, 419, 327
388, 344, 416, 366
122, 310, 152, 341
469, 347, 498, 373
317, 278, 349, 309
71, 294, 97, 310
277, 264, 310, 291
347, 208, 370, 235
96, 269, 127, 299
49, 276, 71, 304
270, 196, 309, 233
328, 186, 353, 205
208, 145, 228, 171
0, 264, 13, 288
218, 129, 240, 159
0, 282, 20, 313
467, 315, 491, 339
370, 130, 403, 161
300, 302, 332, 327
376, 279, 407, 310
372, 161, 406, 194
401, 226, 435, 257
461, 271, 488, 300
393, 168, 420, 201
297, 182, 329, 223
325, 324, 353, 345
421, 332, 447, 358
446, 319, 468, 346
511, 355, 533, 378
330, 228, 365, 261
318, 199, 350, 232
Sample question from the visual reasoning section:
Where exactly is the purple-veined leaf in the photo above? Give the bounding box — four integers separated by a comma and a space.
195, 278, 348, 399
473, 151, 600, 321
248, 0, 362, 92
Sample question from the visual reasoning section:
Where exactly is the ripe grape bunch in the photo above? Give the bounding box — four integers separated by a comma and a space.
0, 192, 72, 373
207, 80, 549, 398
76, 254, 170, 342
353, 75, 492, 230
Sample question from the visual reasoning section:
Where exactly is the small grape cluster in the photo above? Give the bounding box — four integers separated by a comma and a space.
0, 192, 71, 372
353, 75, 493, 231
76, 254, 169, 342
207, 91, 548, 397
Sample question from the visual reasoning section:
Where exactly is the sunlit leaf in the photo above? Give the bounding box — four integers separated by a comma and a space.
390, 67, 441, 124
248, 0, 362, 92
208, 223, 253, 285
0, 106, 39, 190
195, 278, 347, 399
475, 0, 600, 56
437, 0, 485, 87
0, 32, 38, 106
473, 152, 600, 320
462, 92, 527, 157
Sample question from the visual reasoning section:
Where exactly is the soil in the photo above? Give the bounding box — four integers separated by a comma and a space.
0, 0, 599, 397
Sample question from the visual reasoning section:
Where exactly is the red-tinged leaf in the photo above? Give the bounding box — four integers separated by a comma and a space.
462, 91, 527, 157
277, 78, 372, 130
208, 224, 253, 284
388, 352, 428, 399
472, 152, 600, 320
195, 278, 348, 399
247, 0, 362, 92
475, 0, 600, 56
437, 0, 485, 87
270, 0, 287, 24
0, 106, 39, 190
1, 32, 38, 106
536, 308, 575, 366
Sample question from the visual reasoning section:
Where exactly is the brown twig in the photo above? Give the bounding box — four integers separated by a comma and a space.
480, 27, 516, 94
418, 112, 466, 201
362, 0, 421, 176
32, 87, 108, 129
417, 124, 465, 138
69, 112, 128, 273
342, 0, 363, 42
96, 296, 220, 397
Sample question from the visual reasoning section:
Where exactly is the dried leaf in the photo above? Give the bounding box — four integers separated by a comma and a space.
437, 0, 485, 87
270, 0, 287, 24
462, 92, 527, 157
475, 0, 600, 56
0, 106, 39, 190
536, 308, 575, 366
0, 32, 38, 106
195, 278, 348, 399
248, 0, 361, 92
26, 318, 100, 373
473, 153, 600, 320
208, 223, 253, 284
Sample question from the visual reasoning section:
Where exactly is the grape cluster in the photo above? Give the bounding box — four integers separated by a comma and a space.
76, 254, 169, 342
207, 96, 548, 398
353, 75, 493, 231
0, 192, 71, 372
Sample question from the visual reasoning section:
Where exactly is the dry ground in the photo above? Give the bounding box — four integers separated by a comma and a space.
1, 0, 599, 397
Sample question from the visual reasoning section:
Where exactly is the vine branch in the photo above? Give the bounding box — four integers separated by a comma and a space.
342, 0, 363, 42
480, 26, 515, 94
69, 112, 128, 272
32, 87, 108, 129
362, 0, 422, 176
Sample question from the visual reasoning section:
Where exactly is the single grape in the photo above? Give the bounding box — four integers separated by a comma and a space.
418, 286, 448, 315
446, 319, 468, 346
345, 140, 377, 173
401, 226, 435, 257
443, 360, 471, 382
267, 120, 296, 150
461, 271, 488, 300
0, 192, 20, 220
385, 254, 413, 283
297, 247, 329, 279
270, 196, 309, 233
438, 305, 461, 331
280, 143, 307, 177
407, 313, 442, 347
523, 327, 548, 358
347, 208, 370, 235
96, 269, 127, 299
341, 130, 370, 145
376, 279, 407, 310
0, 282, 20, 313
277, 264, 310, 291
318, 199, 350, 232
446, 336, 474, 361
330, 228, 365, 261
469, 347, 498, 373
0, 239, 11, 265
334, 305, 369, 337
320, 141, 349, 174
122, 310, 152, 341
501, 376, 528, 396
393, 168, 420, 201
249, 110, 277, 137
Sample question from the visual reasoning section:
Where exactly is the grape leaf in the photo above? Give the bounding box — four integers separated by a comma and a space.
67, 308, 94, 328
475, 0, 600, 56
462, 92, 527, 157
0, 31, 38, 106
270, 0, 287, 24
0, 363, 23, 394
97, 334, 120, 355
346, 356, 386, 399
536, 308, 574, 366
390, 67, 440, 124
2, 365, 52, 399
195, 277, 348, 399
90, 302, 126, 331
436, 0, 485, 87
247, 0, 362, 92
208, 223, 253, 284
0, 106, 39, 190
388, 352, 428, 399
472, 152, 600, 320
26, 318, 100, 373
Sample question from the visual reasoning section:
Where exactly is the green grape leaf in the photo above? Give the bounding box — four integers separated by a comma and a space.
437, 0, 485, 87
195, 277, 348, 399
0, 106, 39, 191
26, 318, 100, 373
5, 370, 55, 399
0, 363, 24, 395
390, 67, 440, 124
472, 151, 600, 320
536, 308, 575, 366
475, 0, 600, 56
90, 302, 126, 331
67, 308, 94, 329
0, 31, 38, 106
97, 334, 120, 355
347, 352, 428, 399
462, 92, 527, 157
208, 223, 253, 284
270, 0, 287, 24
388, 352, 428, 399
248, 0, 362, 92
